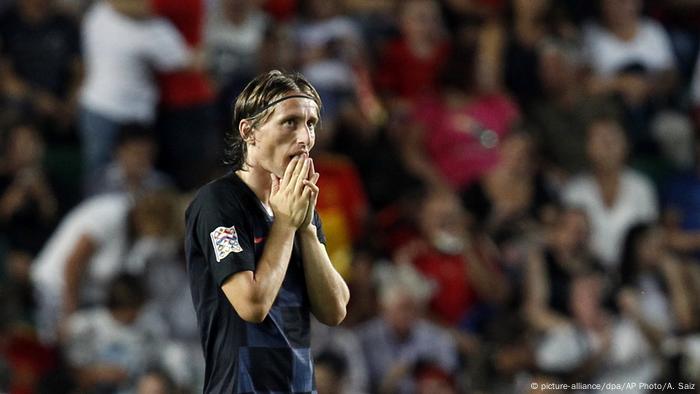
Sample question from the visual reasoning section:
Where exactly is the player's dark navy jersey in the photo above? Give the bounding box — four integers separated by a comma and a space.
185, 172, 325, 393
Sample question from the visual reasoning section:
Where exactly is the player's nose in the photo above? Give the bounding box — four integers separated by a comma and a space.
297, 124, 313, 149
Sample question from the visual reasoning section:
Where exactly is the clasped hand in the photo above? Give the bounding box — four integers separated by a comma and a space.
269, 155, 320, 229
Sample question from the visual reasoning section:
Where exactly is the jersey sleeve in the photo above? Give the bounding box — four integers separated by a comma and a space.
187, 186, 256, 286
312, 210, 326, 245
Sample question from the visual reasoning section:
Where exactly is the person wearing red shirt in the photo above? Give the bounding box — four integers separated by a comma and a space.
376, 0, 450, 108
402, 46, 520, 192
152, 0, 219, 191
395, 191, 509, 326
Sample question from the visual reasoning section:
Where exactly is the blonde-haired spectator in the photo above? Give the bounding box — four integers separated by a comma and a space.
356, 263, 458, 393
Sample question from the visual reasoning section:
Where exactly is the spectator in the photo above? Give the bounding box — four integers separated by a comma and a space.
314, 350, 350, 394
333, 99, 420, 211
561, 115, 657, 269
295, 0, 362, 65
295, 0, 364, 117
529, 39, 621, 179
31, 190, 180, 343
618, 223, 697, 336
205, 0, 269, 91
311, 318, 369, 393
78, 0, 192, 179
481, 0, 577, 110
0, 0, 82, 138
375, 0, 450, 108
395, 190, 509, 327
461, 131, 557, 236
582, 0, 678, 153
402, 45, 520, 192
63, 273, 166, 393
153, 0, 220, 191
357, 264, 458, 393
341, 0, 395, 56
583, 0, 677, 93
534, 270, 661, 393
85, 123, 173, 197
258, 21, 298, 74
138, 193, 204, 391
0, 122, 58, 255
524, 207, 598, 331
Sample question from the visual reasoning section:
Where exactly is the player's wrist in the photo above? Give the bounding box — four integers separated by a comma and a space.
272, 216, 298, 233
298, 223, 318, 238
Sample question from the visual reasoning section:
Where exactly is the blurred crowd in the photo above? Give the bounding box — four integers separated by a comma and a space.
2, 0, 700, 393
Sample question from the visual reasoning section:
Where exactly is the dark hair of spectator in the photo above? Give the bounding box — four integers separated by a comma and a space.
115, 123, 155, 148
619, 222, 654, 287
594, 0, 647, 24
314, 350, 348, 380
226, 70, 322, 171
584, 112, 624, 136
106, 273, 147, 310
437, 45, 477, 93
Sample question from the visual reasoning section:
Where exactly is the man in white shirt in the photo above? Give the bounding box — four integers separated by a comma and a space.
78, 0, 193, 178
32, 190, 180, 343
32, 193, 132, 342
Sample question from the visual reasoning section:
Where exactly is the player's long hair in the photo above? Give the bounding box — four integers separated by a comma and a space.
226, 70, 322, 171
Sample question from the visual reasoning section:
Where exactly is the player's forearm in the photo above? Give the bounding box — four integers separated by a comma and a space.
299, 227, 349, 326
63, 234, 96, 314
250, 221, 297, 311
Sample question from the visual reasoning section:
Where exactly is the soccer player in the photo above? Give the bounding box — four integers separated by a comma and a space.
185, 70, 350, 393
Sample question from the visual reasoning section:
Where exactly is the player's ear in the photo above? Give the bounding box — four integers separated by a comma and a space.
239, 119, 256, 145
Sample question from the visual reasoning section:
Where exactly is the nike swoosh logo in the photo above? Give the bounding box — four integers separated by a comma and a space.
254, 237, 265, 244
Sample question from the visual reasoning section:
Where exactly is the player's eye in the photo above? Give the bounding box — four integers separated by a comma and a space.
283, 119, 296, 128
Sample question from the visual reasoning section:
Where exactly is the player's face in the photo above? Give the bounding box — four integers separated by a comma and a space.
251, 97, 319, 177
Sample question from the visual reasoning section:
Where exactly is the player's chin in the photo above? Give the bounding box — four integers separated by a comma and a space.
273, 161, 287, 178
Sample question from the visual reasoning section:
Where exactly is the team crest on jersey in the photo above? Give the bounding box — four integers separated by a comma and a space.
210, 225, 243, 262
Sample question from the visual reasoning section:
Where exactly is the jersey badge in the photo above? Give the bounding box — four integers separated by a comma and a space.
210, 225, 243, 262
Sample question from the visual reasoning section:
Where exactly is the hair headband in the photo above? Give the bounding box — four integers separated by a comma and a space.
247, 94, 318, 119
